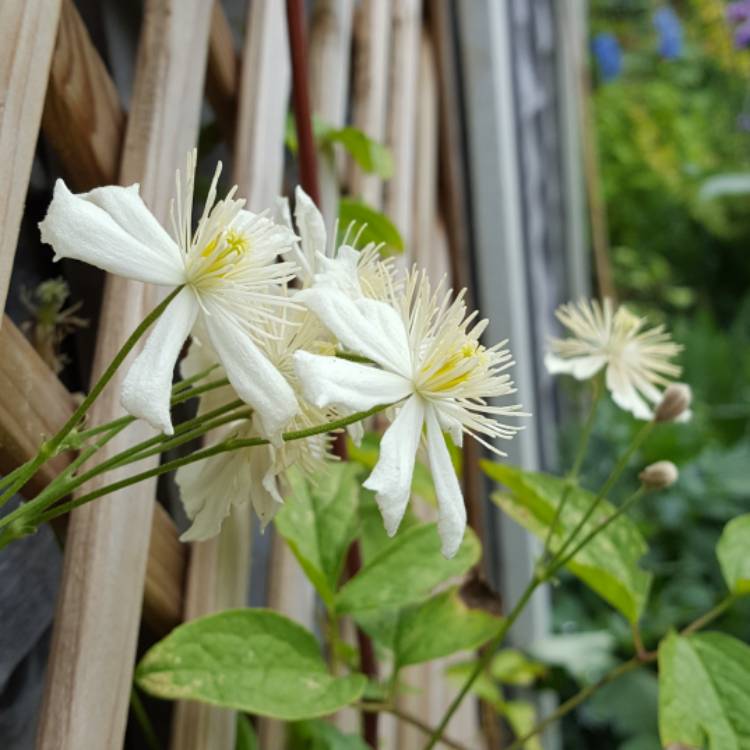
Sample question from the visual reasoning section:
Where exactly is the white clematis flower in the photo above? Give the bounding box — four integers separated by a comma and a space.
280, 186, 395, 299
176, 310, 334, 541
279, 186, 397, 447
545, 298, 683, 420
293, 270, 525, 558
38, 151, 299, 439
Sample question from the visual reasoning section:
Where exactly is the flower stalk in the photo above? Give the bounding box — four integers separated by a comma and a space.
0, 286, 182, 511
0, 402, 395, 547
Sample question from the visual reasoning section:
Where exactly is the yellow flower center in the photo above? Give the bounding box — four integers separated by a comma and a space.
419, 340, 484, 393
190, 230, 250, 285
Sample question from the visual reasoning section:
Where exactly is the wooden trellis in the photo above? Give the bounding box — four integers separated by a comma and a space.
0, 1, 484, 748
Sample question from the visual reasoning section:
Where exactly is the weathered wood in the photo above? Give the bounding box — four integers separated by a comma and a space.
37, 1, 213, 747
41, 0, 124, 191
233, 0, 290, 210
171, 2, 292, 747
206, 0, 239, 144
384, 0, 422, 259
0, 0, 62, 316
412, 32, 442, 279
0, 314, 184, 635
349, 0, 391, 208
308, 0, 353, 228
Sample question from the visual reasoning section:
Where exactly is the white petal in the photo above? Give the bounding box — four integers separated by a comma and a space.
545, 352, 607, 380
39, 180, 185, 286
295, 186, 327, 269
179, 332, 234, 417
203, 304, 298, 441
437, 410, 464, 448
313, 245, 363, 298
364, 395, 424, 537
606, 364, 653, 420
298, 287, 412, 376
425, 406, 467, 558
82, 183, 184, 269
248, 445, 284, 530
347, 420, 365, 447
121, 287, 199, 435
178, 439, 250, 542
293, 350, 412, 412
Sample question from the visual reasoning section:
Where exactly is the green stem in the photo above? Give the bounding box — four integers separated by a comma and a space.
358, 704, 469, 750
335, 351, 375, 365
505, 593, 739, 750
12, 402, 393, 538
0, 460, 39, 494
681, 595, 737, 636
169, 376, 230, 407
130, 687, 162, 750
505, 657, 642, 750
542, 382, 602, 558
547, 420, 654, 570
71, 369, 228, 444
547, 487, 646, 577
423, 575, 543, 750
0, 287, 182, 510
169, 363, 220, 396
0, 400, 249, 534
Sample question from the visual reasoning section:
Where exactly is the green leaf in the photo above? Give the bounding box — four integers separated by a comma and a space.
529, 631, 617, 684
275, 463, 361, 607
490, 649, 546, 687
337, 198, 404, 255
135, 609, 366, 720
393, 587, 504, 667
482, 461, 652, 622
335, 523, 480, 615
505, 701, 543, 750
284, 113, 333, 154
716, 514, 750, 595
321, 126, 393, 178
658, 631, 750, 750
235, 714, 258, 750
288, 719, 371, 750
445, 660, 505, 711
285, 114, 392, 178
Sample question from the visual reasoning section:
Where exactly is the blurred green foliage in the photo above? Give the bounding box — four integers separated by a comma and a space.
556, 1, 750, 747
592, 0, 750, 323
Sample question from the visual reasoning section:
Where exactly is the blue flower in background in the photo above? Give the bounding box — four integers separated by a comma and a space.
653, 7, 683, 59
727, 1, 750, 48
592, 32, 622, 82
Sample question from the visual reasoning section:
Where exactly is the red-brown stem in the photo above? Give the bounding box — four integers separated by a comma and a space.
284, 3, 378, 746
286, 0, 321, 207
346, 540, 379, 743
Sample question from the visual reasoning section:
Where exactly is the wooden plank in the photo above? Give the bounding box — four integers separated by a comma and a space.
36, 0, 186, 633
206, 0, 239, 145
0, 0, 62, 316
307, 0, 354, 228
233, 0, 290, 211
0, 314, 185, 633
348, 0, 391, 207
41, 0, 124, 191
171, 2, 291, 748
36, 1, 214, 747
0, 316, 75, 496
412, 32, 443, 279
384, 0, 422, 259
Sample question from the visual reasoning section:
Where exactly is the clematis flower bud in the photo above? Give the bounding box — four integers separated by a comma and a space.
639, 461, 678, 490
654, 383, 692, 423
